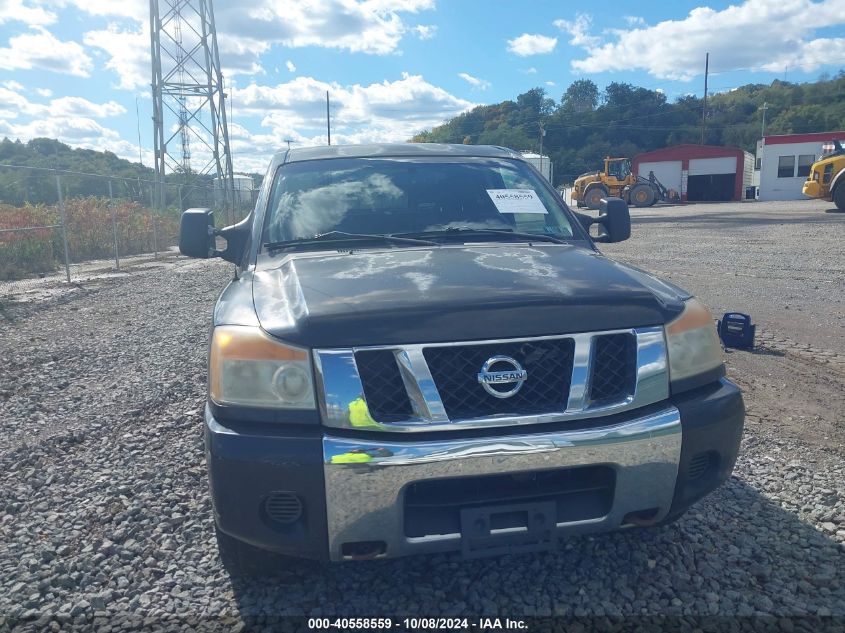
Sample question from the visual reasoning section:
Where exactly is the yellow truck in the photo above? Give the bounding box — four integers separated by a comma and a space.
802, 140, 845, 211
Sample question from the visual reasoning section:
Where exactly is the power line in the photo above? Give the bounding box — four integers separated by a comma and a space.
0, 163, 219, 194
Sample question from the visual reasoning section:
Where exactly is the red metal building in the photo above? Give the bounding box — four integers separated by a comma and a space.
632, 144, 754, 202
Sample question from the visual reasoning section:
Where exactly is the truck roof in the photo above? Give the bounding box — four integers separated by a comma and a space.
279, 143, 522, 164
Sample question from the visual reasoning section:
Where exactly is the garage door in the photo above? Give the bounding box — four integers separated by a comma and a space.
688, 157, 737, 201
688, 157, 736, 175
638, 161, 682, 192
687, 174, 735, 201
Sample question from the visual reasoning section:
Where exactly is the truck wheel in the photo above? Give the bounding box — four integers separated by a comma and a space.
629, 184, 655, 207
834, 184, 845, 211
584, 186, 607, 210
215, 526, 293, 577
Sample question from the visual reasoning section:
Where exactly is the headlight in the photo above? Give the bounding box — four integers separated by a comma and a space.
665, 298, 723, 382
209, 325, 315, 409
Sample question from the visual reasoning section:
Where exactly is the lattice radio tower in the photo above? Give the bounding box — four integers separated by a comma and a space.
149, 0, 234, 220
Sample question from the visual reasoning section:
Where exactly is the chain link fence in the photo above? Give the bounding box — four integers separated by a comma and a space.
0, 164, 254, 300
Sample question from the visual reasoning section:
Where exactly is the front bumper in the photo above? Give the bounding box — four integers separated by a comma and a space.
206, 378, 744, 561
802, 180, 823, 198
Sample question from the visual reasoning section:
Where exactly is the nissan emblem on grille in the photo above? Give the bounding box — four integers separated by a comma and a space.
477, 356, 528, 398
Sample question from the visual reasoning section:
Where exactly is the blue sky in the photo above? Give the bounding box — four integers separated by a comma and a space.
1, 0, 844, 173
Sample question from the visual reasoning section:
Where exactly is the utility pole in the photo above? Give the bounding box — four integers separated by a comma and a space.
55, 172, 71, 283
760, 102, 769, 140
538, 122, 546, 180
284, 139, 294, 151
135, 97, 143, 166
326, 91, 331, 146
701, 52, 709, 145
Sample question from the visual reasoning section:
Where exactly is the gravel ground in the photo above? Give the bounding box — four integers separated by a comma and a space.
0, 201, 843, 631
603, 198, 845, 355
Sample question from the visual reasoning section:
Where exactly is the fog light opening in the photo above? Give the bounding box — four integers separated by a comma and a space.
688, 450, 720, 481
341, 541, 387, 560
262, 491, 303, 526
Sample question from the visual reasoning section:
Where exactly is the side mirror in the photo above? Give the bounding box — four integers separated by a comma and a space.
179, 208, 253, 265
179, 208, 215, 258
595, 197, 631, 243
217, 213, 252, 265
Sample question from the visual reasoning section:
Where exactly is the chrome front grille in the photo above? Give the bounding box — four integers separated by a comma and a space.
589, 333, 637, 404
313, 326, 669, 433
354, 349, 414, 423
423, 338, 575, 419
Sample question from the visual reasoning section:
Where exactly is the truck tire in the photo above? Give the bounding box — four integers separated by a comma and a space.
834, 184, 845, 211
215, 526, 294, 577
584, 186, 608, 210
629, 184, 655, 207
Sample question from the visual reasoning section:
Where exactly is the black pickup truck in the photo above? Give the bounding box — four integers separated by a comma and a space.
179, 143, 744, 573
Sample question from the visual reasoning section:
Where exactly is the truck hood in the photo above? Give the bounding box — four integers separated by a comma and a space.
251, 244, 689, 347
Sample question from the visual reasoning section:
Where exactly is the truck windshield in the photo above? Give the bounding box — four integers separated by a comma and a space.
262, 156, 576, 246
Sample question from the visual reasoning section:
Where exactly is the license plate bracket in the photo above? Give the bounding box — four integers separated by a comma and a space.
460, 500, 557, 559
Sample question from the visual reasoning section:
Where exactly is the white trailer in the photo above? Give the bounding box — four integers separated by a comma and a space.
520, 152, 553, 183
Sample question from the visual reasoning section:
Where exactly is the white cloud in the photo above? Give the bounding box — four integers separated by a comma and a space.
507, 33, 557, 56
83, 26, 148, 90
0, 85, 126, 119
35, 87, 52, 97
522, 67, 538, 75
235, 73, 474, 142
623, 15, 645, 26
82, 0, 436, 91
562, 0, 845, 80
0, 0, 56, 25
365, 0, 435, 11
545, 81, 556, 87
458, 72, 490, 90
0, 27, 92, 76
0, 86, 31, 119
286, 60, 297, 72
413, 24, 437, 40
553, 14, 599, 47
50, 96, 126, 118
216, 0, 435, 56
1, 116, 118, 142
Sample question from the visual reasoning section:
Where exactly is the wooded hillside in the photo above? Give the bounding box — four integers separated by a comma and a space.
0, 138, 263, 208
412, 72, 845, 186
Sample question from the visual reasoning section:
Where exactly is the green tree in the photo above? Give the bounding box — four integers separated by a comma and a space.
561, 79, 599, 113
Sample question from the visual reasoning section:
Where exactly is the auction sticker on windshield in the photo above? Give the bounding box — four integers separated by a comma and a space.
486, 189, 547, 214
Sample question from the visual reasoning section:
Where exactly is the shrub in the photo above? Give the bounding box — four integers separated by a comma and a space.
0, 204, 58, 280
0, 198, 180, 280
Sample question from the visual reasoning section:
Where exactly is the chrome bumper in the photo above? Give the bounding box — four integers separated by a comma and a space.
322, 405, 682, 561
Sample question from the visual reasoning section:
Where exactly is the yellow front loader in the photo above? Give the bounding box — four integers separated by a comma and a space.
571, 157, 679, 209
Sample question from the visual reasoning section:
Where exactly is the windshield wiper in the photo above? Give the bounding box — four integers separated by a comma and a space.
263, 231, 439, 252
390, 227, 568, 244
